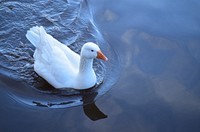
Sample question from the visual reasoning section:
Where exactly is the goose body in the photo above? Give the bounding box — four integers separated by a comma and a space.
26, 26, 107, 89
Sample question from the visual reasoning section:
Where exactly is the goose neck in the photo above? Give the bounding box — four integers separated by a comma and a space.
79, 56, 94, 74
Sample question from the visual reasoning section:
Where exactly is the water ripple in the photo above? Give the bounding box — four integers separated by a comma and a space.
0, 0, 121, 108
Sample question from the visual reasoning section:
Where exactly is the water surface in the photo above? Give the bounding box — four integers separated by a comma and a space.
1, 0, 200, 132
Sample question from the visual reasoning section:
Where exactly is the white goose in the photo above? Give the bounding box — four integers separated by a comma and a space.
26, 26, 108, 89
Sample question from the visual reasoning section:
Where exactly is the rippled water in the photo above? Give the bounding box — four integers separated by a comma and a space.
0, 0, 120, 108
1, 0, 200, 132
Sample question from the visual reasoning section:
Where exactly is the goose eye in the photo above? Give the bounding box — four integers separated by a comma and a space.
91, 50, 94, 52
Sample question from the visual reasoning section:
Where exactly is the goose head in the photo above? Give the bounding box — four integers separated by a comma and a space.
81, 42, 108, 61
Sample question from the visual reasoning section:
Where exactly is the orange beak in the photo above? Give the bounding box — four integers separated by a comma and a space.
97, 50, 108, 61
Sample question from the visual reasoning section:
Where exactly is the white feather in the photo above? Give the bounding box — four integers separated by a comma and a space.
26, 26, 106, 89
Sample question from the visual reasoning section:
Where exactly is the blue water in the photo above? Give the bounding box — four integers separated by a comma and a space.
1, 0, 200, 132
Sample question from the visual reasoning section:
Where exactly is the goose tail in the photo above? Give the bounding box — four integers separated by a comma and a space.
26, 26, 50, 48
26, 26, 54, 62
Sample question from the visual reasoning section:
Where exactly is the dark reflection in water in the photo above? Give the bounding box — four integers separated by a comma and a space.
1, 0, 200, 132
82, 92, 108, 121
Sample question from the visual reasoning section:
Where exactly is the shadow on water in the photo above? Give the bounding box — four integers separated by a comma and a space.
0, 71, 107, 121
0, 0, 120, 120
